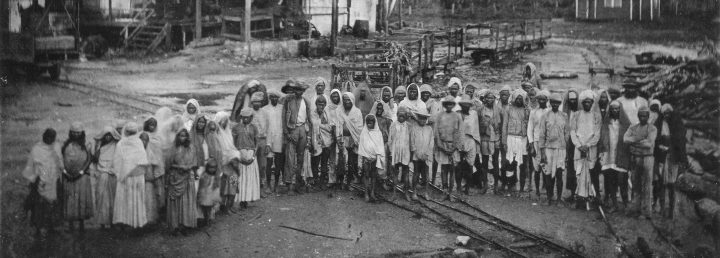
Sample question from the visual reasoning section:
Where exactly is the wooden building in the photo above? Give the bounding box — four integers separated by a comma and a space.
576, 0, 719, 21
575, 0, 661, 21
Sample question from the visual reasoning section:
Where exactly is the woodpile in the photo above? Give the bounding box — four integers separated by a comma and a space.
637, 57, 720, 139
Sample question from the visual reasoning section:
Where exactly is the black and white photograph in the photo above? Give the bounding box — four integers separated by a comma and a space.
1, 0, 719, 257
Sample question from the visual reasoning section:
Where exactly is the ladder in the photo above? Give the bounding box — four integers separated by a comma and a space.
124, 21, 171, 53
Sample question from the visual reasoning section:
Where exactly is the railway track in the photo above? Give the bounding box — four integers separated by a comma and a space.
349, 183, 584, 258
46, 79, 177, 113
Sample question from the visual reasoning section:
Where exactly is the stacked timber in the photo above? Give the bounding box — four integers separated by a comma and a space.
638, 57, 720, 139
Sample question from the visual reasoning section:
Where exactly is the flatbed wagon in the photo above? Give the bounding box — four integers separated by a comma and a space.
464, 19, 550, 63
1, 0, 79, 80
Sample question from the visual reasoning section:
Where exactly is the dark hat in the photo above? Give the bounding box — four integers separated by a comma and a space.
281, 80, 309, 93
441, 96, 456, 105
621, 78, 640, 88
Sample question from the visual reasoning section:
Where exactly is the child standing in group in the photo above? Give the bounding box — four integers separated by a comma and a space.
358, 115, 386, 202
434, 96, 462, 201
197, 159, 221, 225
232, 108, 261, 209
388, 107, 411, 200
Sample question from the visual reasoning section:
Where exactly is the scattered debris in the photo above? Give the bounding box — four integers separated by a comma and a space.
452, 248, 479, 258
540, 71, 578, 79
278, 225, 354, 241
455, 236, 470, 246
509, 240, 539, 248
54, 101, 73, 107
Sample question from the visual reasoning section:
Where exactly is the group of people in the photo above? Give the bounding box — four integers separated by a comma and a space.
22, 66, 688, 238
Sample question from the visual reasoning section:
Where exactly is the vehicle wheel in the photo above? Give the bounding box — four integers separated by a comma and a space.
49, 64, 61, 80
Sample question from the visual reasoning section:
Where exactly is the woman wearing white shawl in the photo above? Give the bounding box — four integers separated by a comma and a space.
447, 77, 463, 111
23, 129, 63, 233
358, 114, 385, 202
380, 86, 397, 122
323, 89, 343, 185
182, 99, 201, 131
142, 117, 165, 223
113, 122, 149, 228
337, 92, 364, 187
91, 126, 121, 228
399, 84, 427, 117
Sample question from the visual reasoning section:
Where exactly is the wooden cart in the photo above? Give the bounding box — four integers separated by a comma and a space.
1, 0, 79, 80
464, 19, 550, 63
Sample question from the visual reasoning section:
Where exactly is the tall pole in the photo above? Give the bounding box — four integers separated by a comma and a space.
195, 0, 201, 40
244, 0, 251, 42
245, 0, 251, 57
398, 0, 402, 29
331, 0, 338, 56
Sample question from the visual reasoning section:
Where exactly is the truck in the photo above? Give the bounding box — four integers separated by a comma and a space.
1, 0, 79, 80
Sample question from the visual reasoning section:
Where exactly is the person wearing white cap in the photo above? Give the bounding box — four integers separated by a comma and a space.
623, 105, 657, 219
569, 90, 602, 210
527, 89, 550, 196
262, 89, 285, 193
502, 89, 530, 195
539, 93, 568, 205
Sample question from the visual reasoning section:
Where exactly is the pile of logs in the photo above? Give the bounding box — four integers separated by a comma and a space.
639, 57, 720, 139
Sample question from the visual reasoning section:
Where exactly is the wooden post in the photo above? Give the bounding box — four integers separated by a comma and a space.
244, 0, 251, 42
195, 0, 202, 40
384, 0, 389, 34
398, 0, 402, 29
109, 0, 113, 21
346, 0, 351, 27
245, 0, 251, 57
331, 0, 338, 56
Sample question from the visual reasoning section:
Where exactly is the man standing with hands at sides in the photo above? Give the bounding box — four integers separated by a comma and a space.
262, 89, 284, 194
527, 90, 550, 197
434, 96, 462, 201
478, 90, 504, 194
563, 89, 580, 202
570, 90, 602, 210
539, 93, 568, 205
281, 80, 313, 194
503, 89, 530, 195
624, 106, 657, 219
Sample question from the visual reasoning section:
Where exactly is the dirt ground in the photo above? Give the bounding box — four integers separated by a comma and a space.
1, 21, 718, 257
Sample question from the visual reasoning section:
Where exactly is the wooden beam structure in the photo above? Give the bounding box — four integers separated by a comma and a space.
244, 0, 251, 43
331, 0, 338, 56
195, 0, 202, 39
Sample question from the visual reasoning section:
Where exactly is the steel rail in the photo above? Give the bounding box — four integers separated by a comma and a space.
428, 184, 585, 258
47, 79, 179, 113
348, 183, 526, 258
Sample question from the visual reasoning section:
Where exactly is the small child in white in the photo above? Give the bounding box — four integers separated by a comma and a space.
197, 158, 221, 225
